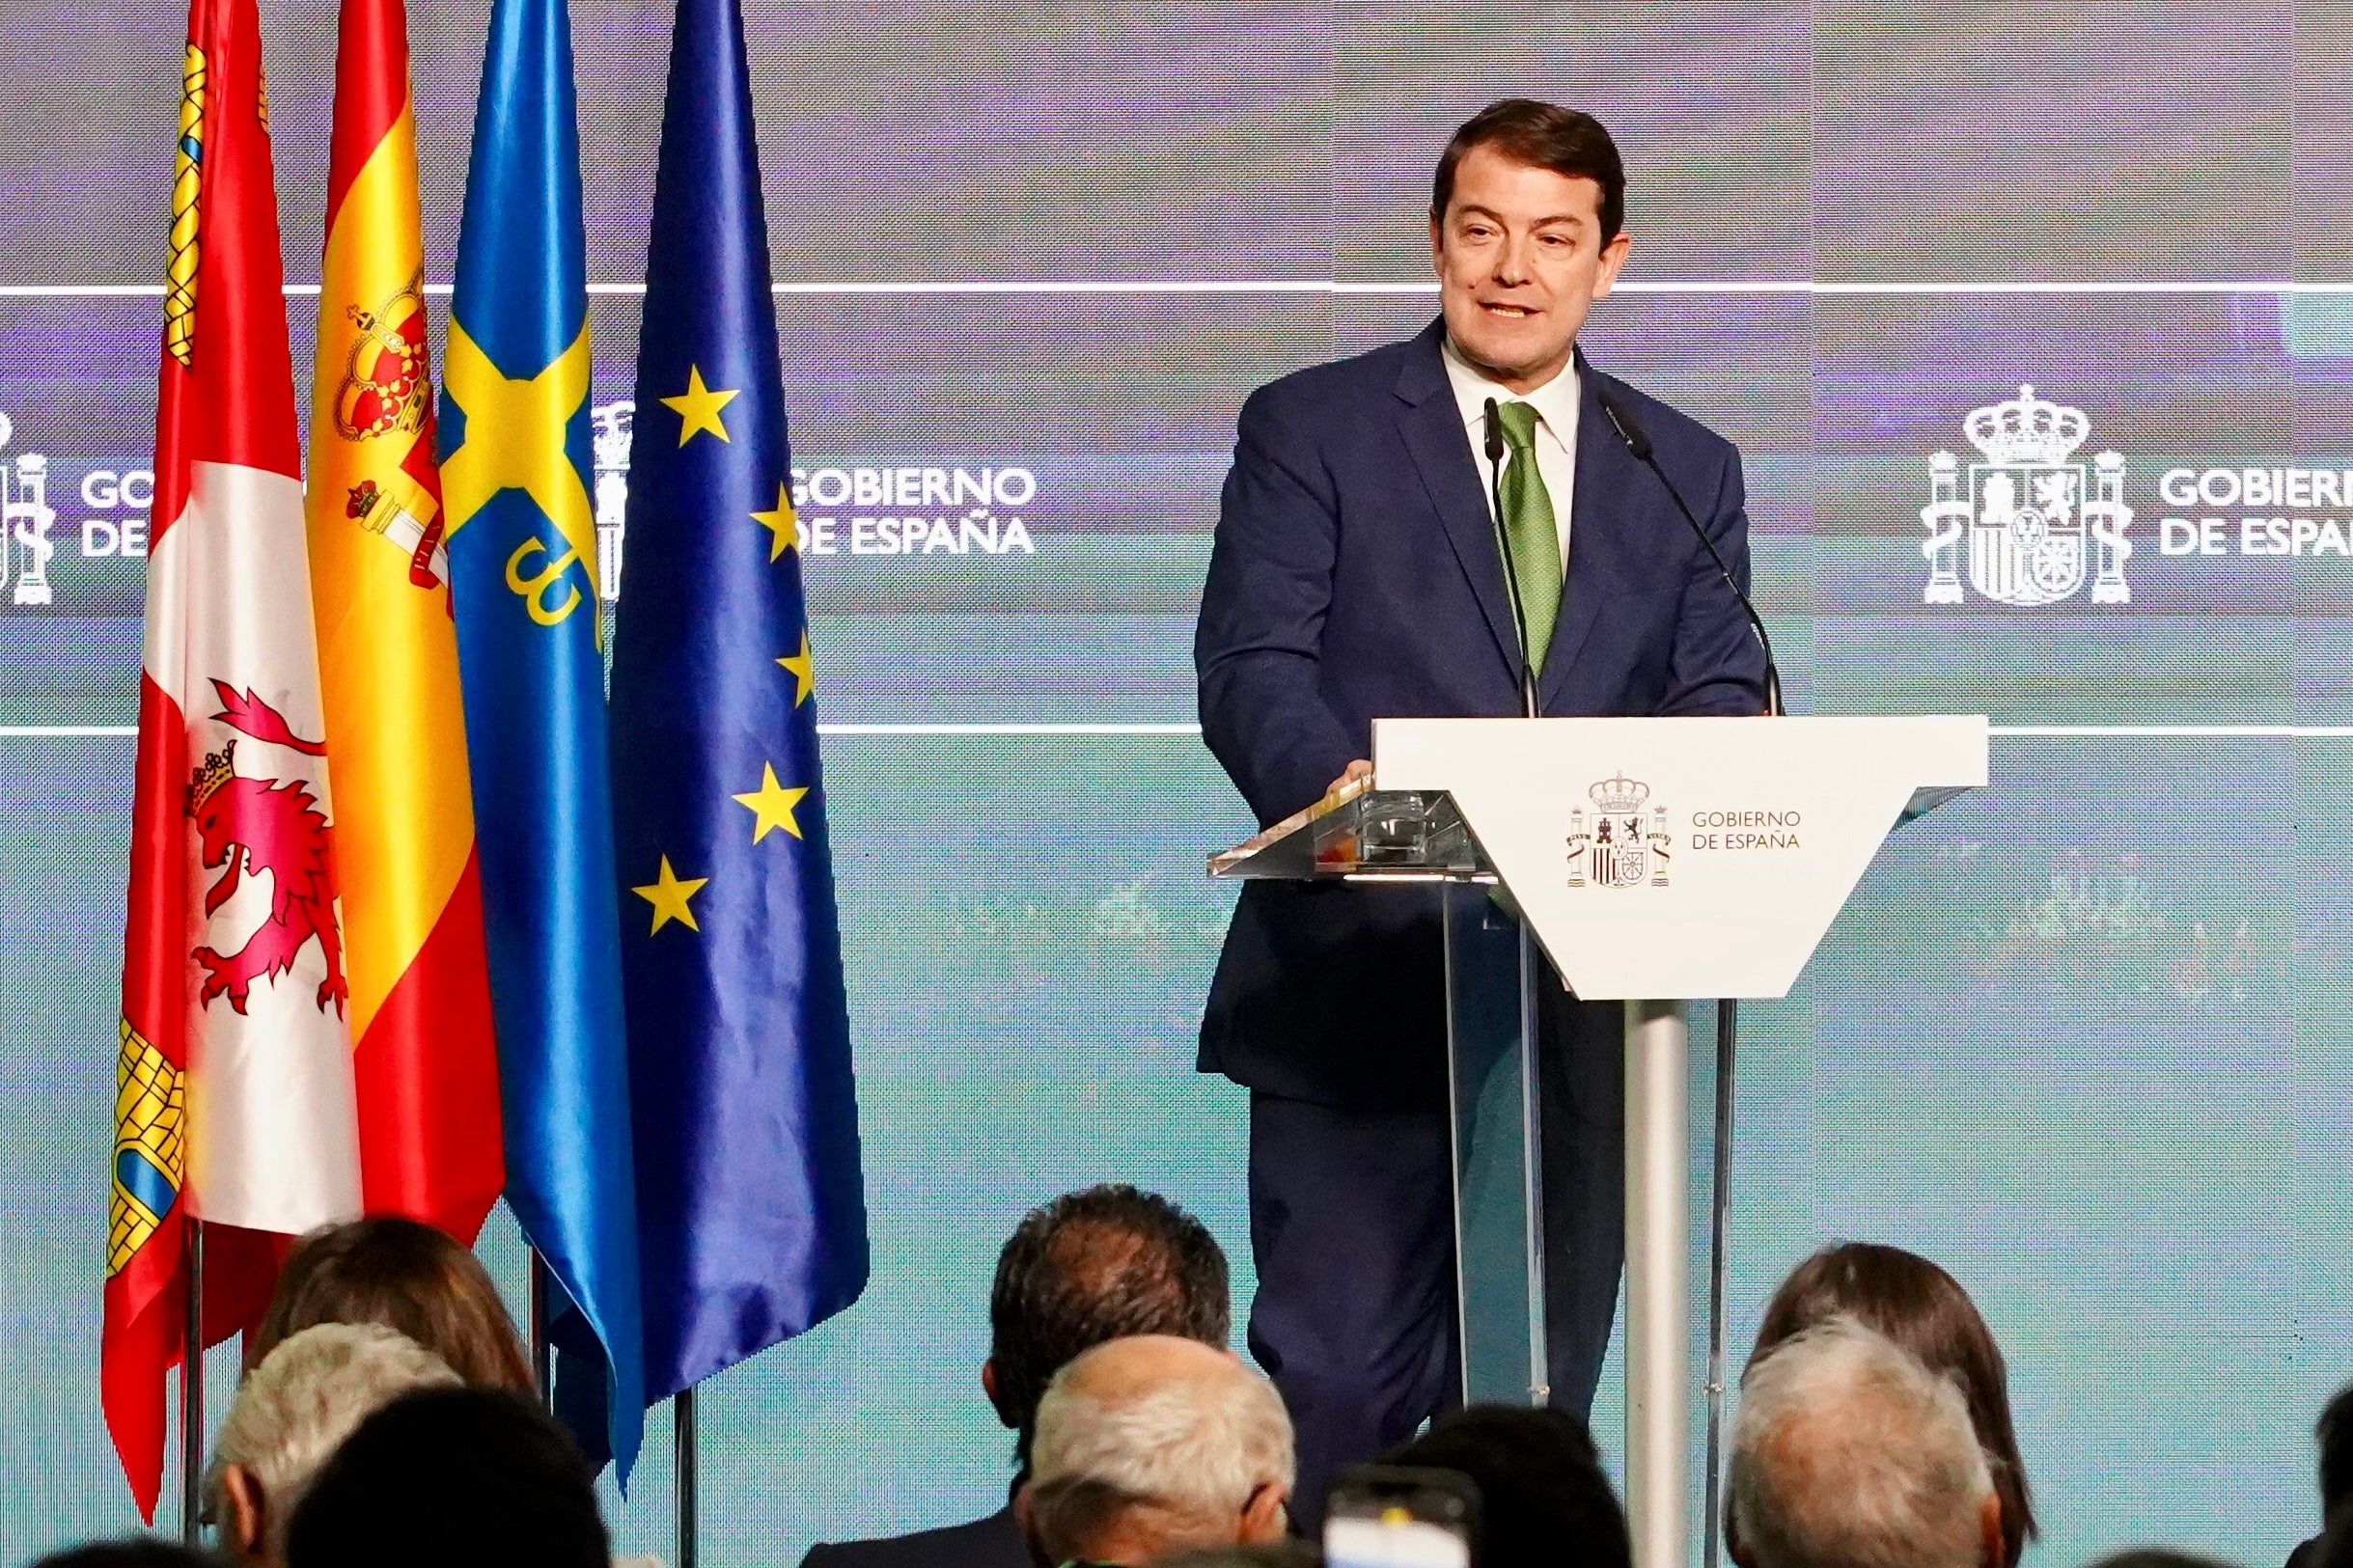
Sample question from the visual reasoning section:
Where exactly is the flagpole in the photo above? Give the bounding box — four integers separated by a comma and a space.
675, 1388, 697, 1568
180, 1217, 204, 1545
528, 1246, 552, 1406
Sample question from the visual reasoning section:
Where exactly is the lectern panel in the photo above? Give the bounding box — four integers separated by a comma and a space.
1443, 888, 1548, 1409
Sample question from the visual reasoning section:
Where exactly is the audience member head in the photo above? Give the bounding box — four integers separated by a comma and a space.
283, 1386, 606, 1568
1730, 1317, 2001, 1568
988, 1183, 1230, 1463
1022, 1334, 1292, 1565
1748, 1242, 2035, 1563
2319, 1381, 2353, 1523
251, 1216, 533, 1392
205, 1322, 458, 1565
2081, 1554, 2242, 1568
31, 1543, 227, 1568
2322, 1506, 2353, 1568
1382, 1405, 1629, 1568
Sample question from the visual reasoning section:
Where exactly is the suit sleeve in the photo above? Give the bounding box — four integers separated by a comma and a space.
1658, 443, 1772, 717
1195, 387, 1365, 824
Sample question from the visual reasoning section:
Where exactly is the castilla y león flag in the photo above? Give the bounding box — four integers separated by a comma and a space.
305, 0, 504, 1235
109, 0, 364, 1517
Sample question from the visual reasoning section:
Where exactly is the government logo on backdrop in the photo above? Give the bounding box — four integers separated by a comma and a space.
1921, 384, 2134, 607
588, 399, 1037, 597
0, 413, 57, 606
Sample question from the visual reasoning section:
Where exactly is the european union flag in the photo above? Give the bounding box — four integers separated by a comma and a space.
605, 0, 869, 1401
439, 0, 646, 1478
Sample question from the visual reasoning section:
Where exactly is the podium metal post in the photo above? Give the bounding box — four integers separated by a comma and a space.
1624, 1000, 1688, 1568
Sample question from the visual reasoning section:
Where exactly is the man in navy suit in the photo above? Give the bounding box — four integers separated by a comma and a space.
1194, 99, 1769, 1521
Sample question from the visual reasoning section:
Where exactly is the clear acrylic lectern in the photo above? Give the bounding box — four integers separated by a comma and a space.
1209, 785, 1556, 1410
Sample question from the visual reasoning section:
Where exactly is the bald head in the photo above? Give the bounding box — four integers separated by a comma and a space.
1060, 1334, 1235, 1400
1026, 1335, 1294, 1563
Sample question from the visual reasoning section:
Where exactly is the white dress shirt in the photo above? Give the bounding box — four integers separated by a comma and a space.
1440, 334, 1578, 568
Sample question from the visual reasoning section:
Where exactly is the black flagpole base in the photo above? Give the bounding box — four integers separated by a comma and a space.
180, 1217, 205, 1546
675, 1387, 698, 1568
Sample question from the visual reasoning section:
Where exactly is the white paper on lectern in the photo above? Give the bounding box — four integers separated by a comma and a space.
1372, 716, 1988, 1000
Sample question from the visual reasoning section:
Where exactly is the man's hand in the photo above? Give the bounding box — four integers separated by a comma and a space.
1327, 758, 1372, 795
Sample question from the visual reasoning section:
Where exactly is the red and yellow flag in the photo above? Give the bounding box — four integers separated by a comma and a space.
112, 0, 365, 1516
305, 0, 503, 1236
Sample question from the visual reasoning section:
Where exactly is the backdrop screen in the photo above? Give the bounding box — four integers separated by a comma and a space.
0, 3, 2346, 1563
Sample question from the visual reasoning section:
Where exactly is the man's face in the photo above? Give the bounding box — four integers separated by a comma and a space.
1430, 143, 1631, 394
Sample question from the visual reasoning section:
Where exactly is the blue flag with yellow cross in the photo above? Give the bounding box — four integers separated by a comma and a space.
438, 0, 647, 1480
605, 0, 869, 1403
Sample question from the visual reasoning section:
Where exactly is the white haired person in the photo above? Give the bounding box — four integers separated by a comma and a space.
1019, 1334, 1294, 1565
1729, 1315, 2005, 1568
206, 1321, 460, 1566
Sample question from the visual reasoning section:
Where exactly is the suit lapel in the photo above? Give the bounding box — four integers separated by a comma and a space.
1539, 361, 1638, 709
1394, 323, 1523, 677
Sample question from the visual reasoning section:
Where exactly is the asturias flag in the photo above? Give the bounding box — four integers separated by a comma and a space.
110, 0, 364, 1516
304, 0, 504, 1236
442, 0, 646, 1479
607, 0, 869, 1404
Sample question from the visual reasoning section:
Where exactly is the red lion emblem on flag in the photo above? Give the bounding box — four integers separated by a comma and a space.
185, 681, 346, 1017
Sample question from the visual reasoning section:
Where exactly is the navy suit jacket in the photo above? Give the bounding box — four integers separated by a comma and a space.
1194, 320, 1768, 1109
799, 1506, 1030, 1568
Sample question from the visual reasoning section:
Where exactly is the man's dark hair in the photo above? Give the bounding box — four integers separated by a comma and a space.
1431, 99, 1626, 242
284, 1386, 607, 1568
1382, 1406, 1628, 1568
2082, 1554, 2242, 1568
2320, 1381, 2353, 1516
987, 1182, 1230, 1459
31, 1544, 224, 1568
2301, 1388, 2353, 1568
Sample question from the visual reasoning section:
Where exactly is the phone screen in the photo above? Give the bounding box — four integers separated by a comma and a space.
1323, 1515, 1474, 1568
1323, 1465, 1478, 1568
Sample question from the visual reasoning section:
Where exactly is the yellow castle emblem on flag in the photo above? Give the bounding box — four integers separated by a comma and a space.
108, 1019, 185, 1276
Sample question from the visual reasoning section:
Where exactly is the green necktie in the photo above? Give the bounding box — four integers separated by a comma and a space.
1490, 399, 1564, 674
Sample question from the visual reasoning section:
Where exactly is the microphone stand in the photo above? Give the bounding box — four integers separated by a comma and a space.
1593, 387, 1783, 718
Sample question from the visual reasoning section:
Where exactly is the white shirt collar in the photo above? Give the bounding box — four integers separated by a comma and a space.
1440, 334, 1582, 448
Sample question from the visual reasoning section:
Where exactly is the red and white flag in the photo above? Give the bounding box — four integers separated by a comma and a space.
106, 0, 364, 1517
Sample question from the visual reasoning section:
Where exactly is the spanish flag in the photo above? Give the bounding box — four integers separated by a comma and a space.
304, 0, 503, 1235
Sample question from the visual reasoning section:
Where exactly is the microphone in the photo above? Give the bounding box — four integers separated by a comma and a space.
1481, 397, 1541, 719
1592, 385, 1785, 717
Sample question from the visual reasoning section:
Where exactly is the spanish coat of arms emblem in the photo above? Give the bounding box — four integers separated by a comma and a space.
1921, 385, 2133, 607
1565, 774, 1673, 889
